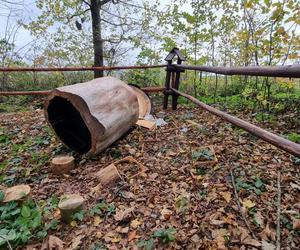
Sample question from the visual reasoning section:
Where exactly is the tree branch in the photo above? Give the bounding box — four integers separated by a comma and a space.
66, 8, 90, 24
98, 0, 112, 6
101, 18, 129, 27
82, 0, 90, 7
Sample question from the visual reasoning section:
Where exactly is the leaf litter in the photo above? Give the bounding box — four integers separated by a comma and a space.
0, 102, 299, 249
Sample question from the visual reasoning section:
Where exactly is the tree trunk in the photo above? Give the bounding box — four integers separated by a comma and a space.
91, 0, 104, 78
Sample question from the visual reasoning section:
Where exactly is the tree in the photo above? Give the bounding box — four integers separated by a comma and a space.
24, 0, 150, 78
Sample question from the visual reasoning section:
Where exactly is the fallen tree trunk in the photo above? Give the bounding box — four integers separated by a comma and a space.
44, 77, 140, 156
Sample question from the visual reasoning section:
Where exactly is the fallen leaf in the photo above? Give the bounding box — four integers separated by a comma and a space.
130, 219, 142, 229
114, 206, 134, 221
261, 240, 275, 250
70, 221, 77, 227
128, 231, 137, 241
94, 216, 102, 226
242, 199, 256, 209
161, 208, 172, 220
220, 192, 231, 203
240, 227, 261, 247
210, 219, 225, 226
211, 229, 228, 250
259, 223, 276, 241
290, 182, 300, 191
66, 235, 84, 250
48, 235, 64, 250
120, 227, 129, 234
254, 211, 264, 228
292, 218, 300, 230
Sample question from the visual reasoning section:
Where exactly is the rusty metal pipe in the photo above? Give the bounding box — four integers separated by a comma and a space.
174, 64, 300, 78
0, 87, 164, 96
171, 88, 300, 157
0, 64, 166, 72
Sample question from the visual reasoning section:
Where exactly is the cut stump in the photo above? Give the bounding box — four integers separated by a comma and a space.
51, 155, 75, 175
96, 163, 122, 186
2, 184, 31, 203
58, 194, 84, 223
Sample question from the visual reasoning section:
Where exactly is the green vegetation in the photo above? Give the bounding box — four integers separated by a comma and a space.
235, 176, 266, 196
138, 227, 176, 249
0, 197, 45, 248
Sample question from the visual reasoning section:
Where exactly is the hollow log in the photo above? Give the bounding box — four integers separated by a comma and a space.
44, 77, 139, 156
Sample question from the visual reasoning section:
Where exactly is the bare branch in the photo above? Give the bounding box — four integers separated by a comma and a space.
82, 0, 90, 7
67, 8, 90, 22
98, 0, 112, 6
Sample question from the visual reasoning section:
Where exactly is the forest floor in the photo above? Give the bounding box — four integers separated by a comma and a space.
0, 97, 300, 250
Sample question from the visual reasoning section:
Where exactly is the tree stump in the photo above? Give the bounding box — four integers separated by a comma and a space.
44, 77, 140, 156
2, 185, 31, 203
96, 163, 122, 186
51, 156, 75, 175
58, 194, 84, 223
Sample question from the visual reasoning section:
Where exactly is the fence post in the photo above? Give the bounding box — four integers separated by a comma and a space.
172, 54, 185, 110
163, 60, 172, 110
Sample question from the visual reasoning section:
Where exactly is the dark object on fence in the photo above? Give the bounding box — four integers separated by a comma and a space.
171, 88, 300, 157
0, 87, 165, 96
44, 77, 140, 156
163, 48, 185, 110
174, 64, 300, 78
0, 64, 166, 72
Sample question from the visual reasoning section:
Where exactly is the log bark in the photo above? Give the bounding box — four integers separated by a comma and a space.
44, 77, 139, 156
130, 86, 151, 119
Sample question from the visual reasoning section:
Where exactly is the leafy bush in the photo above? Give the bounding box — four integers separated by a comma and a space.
0, 196, 45, 248
192, 148, 214, 161
153, 227, 176, 244
287, 132, 300, 143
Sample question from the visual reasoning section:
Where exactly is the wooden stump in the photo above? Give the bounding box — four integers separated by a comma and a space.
44, 77, 139, 156
51, 155, 75, 175
58, 194, 84, 223
2, 184, 31, 203
96, 163, 122, 186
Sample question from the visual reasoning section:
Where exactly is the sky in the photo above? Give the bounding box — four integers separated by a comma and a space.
0, 0, 174, 53
0, 0, 39, 50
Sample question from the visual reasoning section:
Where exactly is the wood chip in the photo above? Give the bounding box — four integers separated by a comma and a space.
136, 119, 156, 130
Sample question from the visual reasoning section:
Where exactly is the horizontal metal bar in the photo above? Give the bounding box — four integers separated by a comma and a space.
174, 64, 300, 78
0, 90, 51, 96
0, 64, 167, 72
171, 88, 300, 157
0, 86, 165, 96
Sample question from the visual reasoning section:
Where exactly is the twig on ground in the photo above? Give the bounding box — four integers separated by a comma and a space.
0, 235, 13, 250
276, 170, 281, 250
230, 168, 257, 240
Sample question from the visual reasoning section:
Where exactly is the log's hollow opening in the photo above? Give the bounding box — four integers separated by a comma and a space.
47, 96, 91, 154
